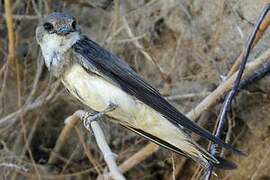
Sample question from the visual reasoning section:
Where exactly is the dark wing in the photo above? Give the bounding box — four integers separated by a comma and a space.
72, 36, 243, 155
122, 125, 219, 165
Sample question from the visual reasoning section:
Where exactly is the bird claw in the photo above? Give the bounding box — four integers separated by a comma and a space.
82, 103, 117, 130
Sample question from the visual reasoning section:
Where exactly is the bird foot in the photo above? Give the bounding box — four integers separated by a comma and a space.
82, 103, 117, 130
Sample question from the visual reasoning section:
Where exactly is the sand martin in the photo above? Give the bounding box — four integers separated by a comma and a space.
36, 12, 243, 169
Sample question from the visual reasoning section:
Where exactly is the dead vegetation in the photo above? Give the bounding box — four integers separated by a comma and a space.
1, 0, 270, 179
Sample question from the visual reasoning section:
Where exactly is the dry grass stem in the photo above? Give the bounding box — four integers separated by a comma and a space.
74, 126, 102, 174
227, 10, 270, 77
122, 17, 169, 82
4, 0, 16, 66
48, 112, 81, 164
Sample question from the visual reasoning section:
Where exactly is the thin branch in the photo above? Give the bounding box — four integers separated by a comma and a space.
0, 14, 40, 20
122, 16, 170, 82
74, 127, 102, 174
64, 110, 126, 180
47, 112, 81, 164
239, 62, 270, 90
4, 0, 16, 66
167, 92, 211, 101
0, 81, 61, 128
119, 142, 159, 173
226, 4, 270, 77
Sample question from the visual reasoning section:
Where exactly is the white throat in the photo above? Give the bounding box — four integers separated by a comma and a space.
39, 32, 80, 69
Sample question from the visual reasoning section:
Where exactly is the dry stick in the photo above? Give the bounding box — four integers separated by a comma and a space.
60, 142, 82, 173
0, 80, 60, 128
117, 48, 270, 174
24, 55, 44, 104
41, 147, 86, 169
113, 0, 120, 34
227, 6, 270, 78
74, 126, 102, 174
204, 4, 270, 179
48, 113, 81, 164
77, 110, 126, 180
0, 14, 40, 20
16, 115, 41, 180
169, 158, 187, 180
54, 110, 125, 180
48, 110, 102, 174
239, 61, 270, 90
122, 17, 170, 82
119, 142, 159, 173
4, 0, 16, 66
0, 63, 9, 115
20, 165, 97, 179
167, 92, 211, 101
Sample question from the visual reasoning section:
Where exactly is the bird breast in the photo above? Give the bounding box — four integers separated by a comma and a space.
62, 63, 140, 123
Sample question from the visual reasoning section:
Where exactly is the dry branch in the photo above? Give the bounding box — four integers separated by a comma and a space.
122, 17, 170, 82
48, 112, 81, 164
4, 0, 16, 66
227, 5, 270, 77
119, 142, 159, 173
74, 127, 102, 174
55, 110, 126, 180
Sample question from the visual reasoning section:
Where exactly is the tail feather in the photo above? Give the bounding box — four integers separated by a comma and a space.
124, 125, 238, 170
188, 149, 237, 170
213, 157, 238, 170
191, 142, 238, 170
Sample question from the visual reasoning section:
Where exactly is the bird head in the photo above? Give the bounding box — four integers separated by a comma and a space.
36, 12, 81, 72
36, 12, 81, 55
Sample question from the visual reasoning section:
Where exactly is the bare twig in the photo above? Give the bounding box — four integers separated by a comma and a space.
4, 0, 16, 66
167, 92, 211, 101
62, 110, 126, 180
47, 112, 81, 164
0, 81, 61, 128
122, 17, 170, 82
119, 142, 159, 173
169, 157, 187, 179
250, 145, 270, 180
0, 14, 40, 20
226, 4, 270, 77
82, 109, 125, 180
239, 62, 270, 90
74, 127, 102, 174
48, 110, 101, 174
31, 0, 42, 18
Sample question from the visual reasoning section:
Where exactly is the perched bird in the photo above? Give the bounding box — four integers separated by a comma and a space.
36, 12, 242, 169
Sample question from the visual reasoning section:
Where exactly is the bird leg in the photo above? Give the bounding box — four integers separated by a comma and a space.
82, 103, 118, 130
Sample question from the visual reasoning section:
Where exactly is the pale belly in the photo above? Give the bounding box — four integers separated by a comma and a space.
62, 64, 161, 128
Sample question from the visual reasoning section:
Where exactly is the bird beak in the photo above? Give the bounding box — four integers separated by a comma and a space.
57, 27, 72, 36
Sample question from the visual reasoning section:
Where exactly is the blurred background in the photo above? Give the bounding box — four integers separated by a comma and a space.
1, 0, 270, 179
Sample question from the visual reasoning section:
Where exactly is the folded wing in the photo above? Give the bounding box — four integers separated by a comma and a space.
72, 36, 244, 155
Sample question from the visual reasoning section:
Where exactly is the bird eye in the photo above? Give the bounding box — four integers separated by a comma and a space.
71, 20, 77, 29
43, 22, 54, 31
